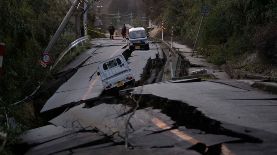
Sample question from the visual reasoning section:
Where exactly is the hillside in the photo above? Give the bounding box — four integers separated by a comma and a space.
147, 0, 277, 77
0, 1, 92, 153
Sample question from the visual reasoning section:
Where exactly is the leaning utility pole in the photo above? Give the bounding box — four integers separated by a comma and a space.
192, 4, 209, 56
43, 0, 80, 55
116, 10, 121, 27
83, 1, 88, 36
192, 15, 203, 55
130, 12, 133, 25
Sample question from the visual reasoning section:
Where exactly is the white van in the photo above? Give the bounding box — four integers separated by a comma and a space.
97, 54, 135, 90
128, 27, 150, 50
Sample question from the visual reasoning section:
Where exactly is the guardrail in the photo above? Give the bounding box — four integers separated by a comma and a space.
8, 36, 90, 107
51, 36, 89, 70
160, 40, 190, 79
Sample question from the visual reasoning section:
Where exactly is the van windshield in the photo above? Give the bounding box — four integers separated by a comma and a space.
129, 30, 146, 39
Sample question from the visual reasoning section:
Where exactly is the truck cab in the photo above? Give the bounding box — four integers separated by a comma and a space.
97, 54, 134, 90
128, 27, 150, 50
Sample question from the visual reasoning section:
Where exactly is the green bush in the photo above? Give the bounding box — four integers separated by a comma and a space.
149, 0, 276, 66
207, 48, 226, 65
254, 23, 277, 63
0, 1, 90, 153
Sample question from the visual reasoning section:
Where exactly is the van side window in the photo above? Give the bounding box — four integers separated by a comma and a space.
116, 58, 122, 65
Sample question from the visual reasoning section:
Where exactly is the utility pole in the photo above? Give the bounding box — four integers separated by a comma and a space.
161, 21, 164, 41
75, 12, 82, 38
192, 15, 203, 56
171, 26, 174, 49
148, 19, 152, 28
130, 12, 133, 25
83, 1, 88, 36
192, 4, 209, 56
117, 10, 120, 27
43, 0, 80, 55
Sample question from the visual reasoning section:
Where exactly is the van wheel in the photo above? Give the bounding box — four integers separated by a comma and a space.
131, 79, 136, 87
130, 46, 135, 51
126, 79, 136, 88
145, 44, 150, 50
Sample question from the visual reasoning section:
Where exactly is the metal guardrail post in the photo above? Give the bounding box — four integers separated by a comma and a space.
51, 36, 89, 70
0, 43, 5, 76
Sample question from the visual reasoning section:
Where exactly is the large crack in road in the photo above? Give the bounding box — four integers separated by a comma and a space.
19, 39, 277, 155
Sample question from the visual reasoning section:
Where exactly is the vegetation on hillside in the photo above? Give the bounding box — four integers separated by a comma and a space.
0, 0, 95, 153
0, 0, 74, 103
148, 0, 276, 68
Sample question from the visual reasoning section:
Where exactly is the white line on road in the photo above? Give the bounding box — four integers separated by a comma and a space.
152, 117, 235, 155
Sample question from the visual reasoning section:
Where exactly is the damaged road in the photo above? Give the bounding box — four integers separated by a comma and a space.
40, 38, 130, 114
128, 80, 277, 154
19, 38, 277, 155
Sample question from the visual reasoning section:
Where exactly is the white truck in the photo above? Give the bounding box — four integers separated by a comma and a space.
97, 54, 135, 90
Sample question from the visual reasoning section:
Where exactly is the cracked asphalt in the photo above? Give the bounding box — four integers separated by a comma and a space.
19, 37, 277, 155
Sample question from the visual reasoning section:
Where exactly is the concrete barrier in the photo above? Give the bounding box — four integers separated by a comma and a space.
161, 40, 190, 79
252, 81, 277, 94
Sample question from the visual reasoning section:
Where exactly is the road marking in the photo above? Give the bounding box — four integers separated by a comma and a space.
222, 145, 235, 155
110, 48, 122, 57
152, 118, 198, 144
82, 77, 99, 100
79, 43, 235, 155
171, 128, 199, 144
152, 117, 235, 155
